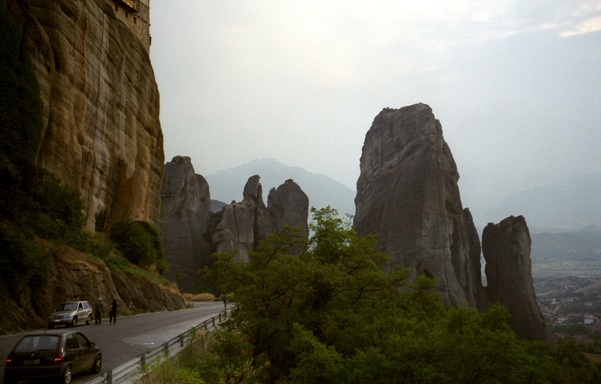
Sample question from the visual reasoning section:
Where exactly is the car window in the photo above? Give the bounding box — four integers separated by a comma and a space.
76, 333, 91, 348
57, 303, 77, 311
15, 335, 60, 352
66, 334, 79, 349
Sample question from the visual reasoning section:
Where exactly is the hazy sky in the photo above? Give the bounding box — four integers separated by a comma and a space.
149, 1, 601, 219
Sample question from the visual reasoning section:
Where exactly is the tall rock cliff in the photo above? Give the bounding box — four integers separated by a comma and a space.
483, 216, 551, 341
353, 103, 484, 308
160, 156, 213, 293
21, 0, 163, 230
160, 157, 310, 291
353, 103, 548, 341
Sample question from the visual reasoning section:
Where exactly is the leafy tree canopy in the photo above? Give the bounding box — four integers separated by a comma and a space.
193, 207, 600, 383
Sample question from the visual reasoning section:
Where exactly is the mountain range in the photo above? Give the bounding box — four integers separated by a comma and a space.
482, 174, 601, 232
206, 159, 601, 235
205, 158, 356, 218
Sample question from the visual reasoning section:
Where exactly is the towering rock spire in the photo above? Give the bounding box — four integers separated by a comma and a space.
353, 103, 550, 341
353, 103, 484, 308
483, 216, 551, 341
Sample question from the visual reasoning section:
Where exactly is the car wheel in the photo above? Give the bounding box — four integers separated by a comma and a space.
48, 323, 54, 329
60, 364, 73, 384
86, 314, 92, 325
91, 354, 102, 373
70, 316, 77, 327
3, 375, 17, 384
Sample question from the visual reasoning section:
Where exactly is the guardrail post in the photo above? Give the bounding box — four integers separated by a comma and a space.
212, 317, 215, 327
140, 352, 146, 370
107, 369, 113, 384
164, 342, 169, 356
180, 334, 184, 347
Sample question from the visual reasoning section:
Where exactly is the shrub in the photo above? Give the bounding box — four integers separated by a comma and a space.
109, 220, 167, 274
0, 222, 50, 290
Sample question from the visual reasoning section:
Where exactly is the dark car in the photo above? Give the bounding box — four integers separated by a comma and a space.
3, 331, 102, 384
48, 301, 94, 328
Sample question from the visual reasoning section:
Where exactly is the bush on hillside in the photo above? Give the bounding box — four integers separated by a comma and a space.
109, 220, 167, 274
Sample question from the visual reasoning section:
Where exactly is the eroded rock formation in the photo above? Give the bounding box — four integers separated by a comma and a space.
483, 216, 550, 341
353, 103, 484, 308
159, 158, 310, 290
20, 0, 163, 230
160, 156, 213, 292
354, 103, 548, 341
212, 176, 309, 262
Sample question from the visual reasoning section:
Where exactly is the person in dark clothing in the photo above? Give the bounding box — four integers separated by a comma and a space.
95, 298, 105, 325
109, 299, 118, 324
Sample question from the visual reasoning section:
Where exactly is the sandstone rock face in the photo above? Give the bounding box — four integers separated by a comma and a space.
268, 179, 310, 236
24, 0, 163, 230
483, 216, 550, 341
353, 103, 549, 341
353, 103, 483, 308
0, 239, 186, 335
212, 176, 309, 262
160, 156, 213, 293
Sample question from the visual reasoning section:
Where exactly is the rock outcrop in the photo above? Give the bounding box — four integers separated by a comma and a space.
160, 156, 213, 293
212, 176, 309, 262
483, 216, 550, 341
353, 103, 548, 341
20, 0, 163, 230
159, 158, 310, 290
0, 238, 186, 335
353, 103, 484, 308
268, 179, 310, 235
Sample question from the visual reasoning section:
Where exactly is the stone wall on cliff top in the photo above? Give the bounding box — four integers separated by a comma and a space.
23, 0, 163, 230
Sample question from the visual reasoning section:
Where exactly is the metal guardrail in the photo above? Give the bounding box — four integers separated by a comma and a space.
83, 311, 229, 384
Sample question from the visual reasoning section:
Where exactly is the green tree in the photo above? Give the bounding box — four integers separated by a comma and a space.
194, 207, 598, 383
109, 220, 167, 273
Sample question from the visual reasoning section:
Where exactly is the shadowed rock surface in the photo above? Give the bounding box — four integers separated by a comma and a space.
353, 103, 484, 308
160, 156, 213, 292
353, 103, 548, 341
212, 177, 309, 262
22, 0, 163, 230
483, 216, 551, 341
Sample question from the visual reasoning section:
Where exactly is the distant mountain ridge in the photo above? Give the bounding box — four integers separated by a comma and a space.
205, 158, 356, 217
483, 174, 601, 232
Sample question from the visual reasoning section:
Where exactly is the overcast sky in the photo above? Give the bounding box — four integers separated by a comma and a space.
149, 0, 601, 220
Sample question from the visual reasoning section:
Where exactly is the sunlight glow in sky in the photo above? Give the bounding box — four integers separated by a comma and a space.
149, 0, 601, 226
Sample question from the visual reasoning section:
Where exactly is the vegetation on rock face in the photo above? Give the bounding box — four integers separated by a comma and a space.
110, 219, 167, 274
162, 207, 601, 383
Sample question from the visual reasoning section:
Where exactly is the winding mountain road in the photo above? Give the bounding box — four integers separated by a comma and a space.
0, 301, 225, 383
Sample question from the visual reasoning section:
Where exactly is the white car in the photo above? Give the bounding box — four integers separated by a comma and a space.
48, 301, 93, 328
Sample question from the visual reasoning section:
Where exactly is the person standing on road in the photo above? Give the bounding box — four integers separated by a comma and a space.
95, 297, 105, 325
110, 299, 118, 324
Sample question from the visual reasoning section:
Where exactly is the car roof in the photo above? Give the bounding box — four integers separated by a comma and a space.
60, 300, 89, 303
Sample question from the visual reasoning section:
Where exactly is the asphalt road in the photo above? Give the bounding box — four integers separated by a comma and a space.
0, 301, 225, 383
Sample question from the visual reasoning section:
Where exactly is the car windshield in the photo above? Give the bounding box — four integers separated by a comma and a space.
56, 303, 77, 311
14, 335, 60, 352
